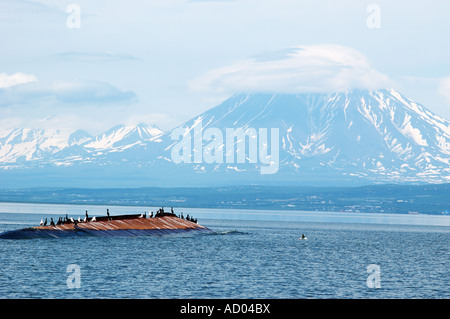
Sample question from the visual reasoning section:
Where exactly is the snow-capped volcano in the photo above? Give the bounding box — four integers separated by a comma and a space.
0, 89, 448, 187
151, 88, 449, 185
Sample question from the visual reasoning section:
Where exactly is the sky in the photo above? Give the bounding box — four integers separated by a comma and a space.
0, 0, 449, 137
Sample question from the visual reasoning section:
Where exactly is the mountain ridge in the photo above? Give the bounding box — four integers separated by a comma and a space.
0, 89, 448, 187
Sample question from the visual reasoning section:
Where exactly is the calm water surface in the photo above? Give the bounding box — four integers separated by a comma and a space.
0, 202, 448, 299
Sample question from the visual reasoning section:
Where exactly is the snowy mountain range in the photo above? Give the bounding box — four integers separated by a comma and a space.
0, 89, 449, 188
0, 124, 162, 168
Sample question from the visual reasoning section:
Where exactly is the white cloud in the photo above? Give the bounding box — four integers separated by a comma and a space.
188, 44, 394, 95
0, 72, 37, 88
0, 80, 137, 107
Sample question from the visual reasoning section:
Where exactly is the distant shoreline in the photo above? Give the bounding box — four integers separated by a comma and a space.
0, 183, 448, 215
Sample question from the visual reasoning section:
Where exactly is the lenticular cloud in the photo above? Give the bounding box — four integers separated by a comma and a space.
189, 44, 394, 95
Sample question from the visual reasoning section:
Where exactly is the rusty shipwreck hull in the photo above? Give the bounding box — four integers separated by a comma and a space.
0, 215, 211, 239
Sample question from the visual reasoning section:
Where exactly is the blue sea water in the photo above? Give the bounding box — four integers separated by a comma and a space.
0, 202, 448, 299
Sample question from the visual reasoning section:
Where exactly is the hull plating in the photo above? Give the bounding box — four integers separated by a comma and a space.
0, 216, 211, 239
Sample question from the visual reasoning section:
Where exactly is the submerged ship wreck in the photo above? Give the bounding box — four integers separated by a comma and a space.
0, 208, 211, 239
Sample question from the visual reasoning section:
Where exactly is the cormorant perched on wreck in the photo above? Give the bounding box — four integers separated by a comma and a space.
0, 206, 211, 239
